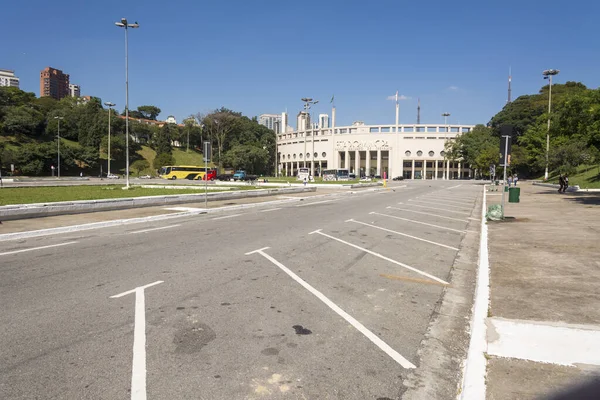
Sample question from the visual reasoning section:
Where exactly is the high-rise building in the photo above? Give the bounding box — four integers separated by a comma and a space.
68, 83, 81, 97
40, 67, 70, 100
296, 111, 310, 131
319, 114, 330, 128
0, 69, 20, 88
259, 113, 282, 133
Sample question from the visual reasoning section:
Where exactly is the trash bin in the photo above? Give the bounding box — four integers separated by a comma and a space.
495, 180, 499, 185
504, 185, 509, 192
508, 187, 520, 203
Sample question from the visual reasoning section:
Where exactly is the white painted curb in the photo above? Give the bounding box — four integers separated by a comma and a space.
459, 185, 489, 399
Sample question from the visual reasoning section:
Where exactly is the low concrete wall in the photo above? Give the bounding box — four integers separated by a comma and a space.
0, 187, 316, 221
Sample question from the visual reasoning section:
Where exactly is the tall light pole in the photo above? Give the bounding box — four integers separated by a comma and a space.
543, 69, 559, 180
115, 18, 139, 188
54, 116, 64, 178
442, 112, 451, 180
301, 98, 318, 176
104, 102, 115, 176
274, 120, 280, 177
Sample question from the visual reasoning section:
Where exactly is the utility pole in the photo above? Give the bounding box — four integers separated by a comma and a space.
104, 102, 115, 176
543, 69, 560, 181
54, 116, 64, 178
442, 112, 450, 180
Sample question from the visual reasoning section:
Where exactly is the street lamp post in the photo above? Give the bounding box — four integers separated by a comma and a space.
54, 116, 64, 178
442, 112, 451, 180
104, 102, 115, 176
301, 98, 319, 177
274, 121, 279, 177
115, 18, 139, 188
543, 69, 559, 181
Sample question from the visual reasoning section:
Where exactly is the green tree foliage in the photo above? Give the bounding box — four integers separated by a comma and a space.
153, 152, 175, 169
152, 124, 175, 154
137, 105, 161, 120
2, 106, 45, 136
222, 145, 269, 174
445, 125, 499, 178
131, 159, 150, 176
487, 82, 600, 177
200, 107, 274, 173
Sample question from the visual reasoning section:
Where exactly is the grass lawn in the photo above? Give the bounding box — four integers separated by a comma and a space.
543, 164, 600, 189
172, 148, 216, 167
0, 185, 244, 206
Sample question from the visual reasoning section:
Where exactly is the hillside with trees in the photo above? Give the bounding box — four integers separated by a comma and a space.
0, 87, 275, 177
447, 82, 600, 181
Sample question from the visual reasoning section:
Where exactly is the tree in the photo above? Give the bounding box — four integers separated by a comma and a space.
131, 159, 150, 176
222, 145, 269, 174
2, 106, 45, 136
153, 152, 175, 169
137, 105, 161, 120
152, 124, 176, 154
445, 125, 499, 177
202, 109, 238, 170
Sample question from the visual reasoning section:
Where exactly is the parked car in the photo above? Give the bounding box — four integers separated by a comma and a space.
107, 173, 120, 179
392, 176, 405, 181
139, 174, 152, 179
349, 173, 357, 179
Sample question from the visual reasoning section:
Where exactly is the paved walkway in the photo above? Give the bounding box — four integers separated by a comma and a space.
485, 183, 600, 399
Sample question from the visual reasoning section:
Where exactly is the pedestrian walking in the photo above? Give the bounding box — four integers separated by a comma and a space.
507, 175, 513, 187
563, 174, 569, 192
558, 174, 564, 193
513, 174, 518, 186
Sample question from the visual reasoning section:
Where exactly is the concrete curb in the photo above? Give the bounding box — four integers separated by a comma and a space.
0, 187, 316, 221
0, 186, 390, 241
532, 182, 581, 192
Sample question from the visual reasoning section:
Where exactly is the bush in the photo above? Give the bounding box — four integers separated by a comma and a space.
153, 152, 174, 169
131, 159, 150, 176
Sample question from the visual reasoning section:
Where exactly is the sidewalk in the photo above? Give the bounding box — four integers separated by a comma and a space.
485, 183, 600, 399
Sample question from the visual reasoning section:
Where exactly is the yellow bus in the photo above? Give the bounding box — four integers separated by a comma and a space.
159, 165, 201, 180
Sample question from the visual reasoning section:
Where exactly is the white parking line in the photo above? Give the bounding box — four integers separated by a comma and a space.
387, 206, 469, 222
408, 199, 471, 210
309, 229, 449, 285
370, 212, 466, 233
346, 219, 459, 251
211, 213, 243, 220
111, 281, 163, 400
128, 224, 181, 234
424, 197, 475, 206
164, 207, 205, 212
0, 241, 78, 256
245, 247, 416, 369
296, 199, 333, 207
447, 184, 462, 189
398, 202, 472, 216
259, 208, 282, 213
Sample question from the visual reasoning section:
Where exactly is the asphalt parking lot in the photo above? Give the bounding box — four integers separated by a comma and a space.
0, 181, 482, 399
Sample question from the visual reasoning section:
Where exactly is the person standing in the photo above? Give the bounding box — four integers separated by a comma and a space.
563, 174, 569, 193
558, 174, 564, 193
514, 174, 518, 186
507, 175, 513, 187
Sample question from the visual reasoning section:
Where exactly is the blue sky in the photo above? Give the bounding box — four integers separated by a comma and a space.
3, 0, 598, 127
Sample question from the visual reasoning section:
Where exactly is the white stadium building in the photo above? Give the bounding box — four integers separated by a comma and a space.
276, 107, 475, 180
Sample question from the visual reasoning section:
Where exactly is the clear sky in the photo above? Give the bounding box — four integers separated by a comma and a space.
3, 0, 598, 127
